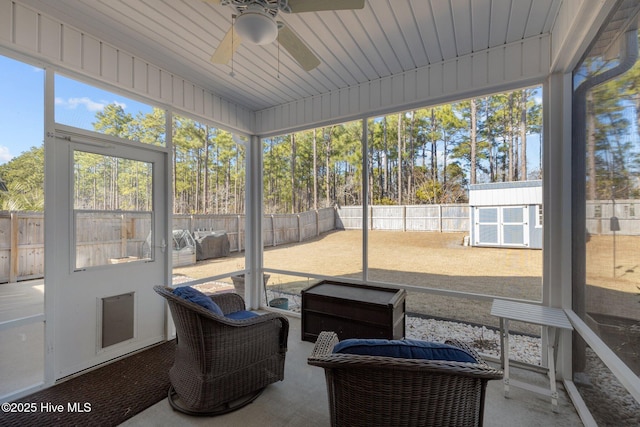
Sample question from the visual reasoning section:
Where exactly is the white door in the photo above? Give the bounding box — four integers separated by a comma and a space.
474, 206, 528, 247
49, 134, 168, 379
501, 206, 528, 247
475, 207, 499, 245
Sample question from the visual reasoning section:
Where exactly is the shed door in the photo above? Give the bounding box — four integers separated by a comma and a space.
476, 207, 499, 245
502, 206, 527, 246
474, 206, 529, 247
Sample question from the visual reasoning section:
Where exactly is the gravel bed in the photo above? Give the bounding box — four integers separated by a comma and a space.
405, 315, 542, 365
264, 288, 543, 366
575, 348, 640, 426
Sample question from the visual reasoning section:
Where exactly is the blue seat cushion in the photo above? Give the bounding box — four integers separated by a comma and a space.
333, 339, 477, 363
173, 286, 223, 316
225, 310, 259, 320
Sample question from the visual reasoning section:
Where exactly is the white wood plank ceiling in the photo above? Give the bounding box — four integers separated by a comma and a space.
17, 0, 562, 112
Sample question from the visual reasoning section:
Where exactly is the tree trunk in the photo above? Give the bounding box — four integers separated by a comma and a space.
215, 145, 220, 213
225, 159, 230, 214
508, 93, 515, 181
325, 128, 331, 207
291, 133, 296, 214
442, 134, 448, 194
470, 99, 477, 184
203, 127, 210, 213
408, 111, 415, 203
172, 146, 177, 212
383, 117, 388, 199
586, 92, 597, 200
195, 148, 200, 212
397, 113, 403, 204
520, 90, 528, 181
430, 109, 438, 183
313, 129, 318, 210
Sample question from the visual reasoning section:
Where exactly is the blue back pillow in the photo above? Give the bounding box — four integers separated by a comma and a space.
173, 286, 223, 316
333, 339, 477, 363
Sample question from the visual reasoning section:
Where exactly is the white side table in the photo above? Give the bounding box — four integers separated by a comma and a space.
490, 299, 573, 412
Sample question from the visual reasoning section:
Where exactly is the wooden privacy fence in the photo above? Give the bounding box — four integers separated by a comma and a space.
0, 212, 44, 283
173, 214, 244, 252
0, 208, 337, 283
174, 207, 336, 250
75, 211, 152, 269
263, 208, 336, 247
336, 205, 470, 232
586, 200, 640, 235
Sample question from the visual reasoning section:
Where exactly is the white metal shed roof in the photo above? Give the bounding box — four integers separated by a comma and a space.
468, 180, 542, 206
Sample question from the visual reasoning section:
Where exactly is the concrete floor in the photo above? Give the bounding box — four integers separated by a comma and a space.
0, 281, 584, 425
121, 315, 584, 427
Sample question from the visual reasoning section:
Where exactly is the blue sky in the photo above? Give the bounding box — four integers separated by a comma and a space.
0, 54, 152, 165
0, 56, 44, 164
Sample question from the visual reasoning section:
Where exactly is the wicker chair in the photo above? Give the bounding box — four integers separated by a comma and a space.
308, 331, 503, 427
154, 286, 289, 415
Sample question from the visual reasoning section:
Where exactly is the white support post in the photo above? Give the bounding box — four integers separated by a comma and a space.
362, 119, 369, 281
245, 135, 263, 310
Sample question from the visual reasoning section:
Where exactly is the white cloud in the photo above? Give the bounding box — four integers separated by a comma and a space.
54, 97, 127, 112
0, 146, 14, 164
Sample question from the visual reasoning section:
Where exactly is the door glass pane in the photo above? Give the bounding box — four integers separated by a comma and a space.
74, 151, 153, 269
479, 208, 498, 222
479, 224, 498, 243
503, 225, 524, 244
503, 207, 523, 222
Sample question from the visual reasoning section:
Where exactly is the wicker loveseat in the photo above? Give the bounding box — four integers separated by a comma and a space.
308, 331, 502, 427
154, 285, 289, 415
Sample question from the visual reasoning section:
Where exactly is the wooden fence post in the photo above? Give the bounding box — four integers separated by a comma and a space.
120, 214, 127, 257
9, 212, 18, 283
271, 215, 276, 247
369, 205, 373, 230
403, 205, 407, 232
297, 214, 302, 242
237, 215, 242, 252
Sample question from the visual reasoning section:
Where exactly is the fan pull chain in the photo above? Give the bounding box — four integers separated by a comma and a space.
230, 14, 236, 77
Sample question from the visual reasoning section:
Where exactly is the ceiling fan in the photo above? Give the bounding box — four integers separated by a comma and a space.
204, 0, 365, 71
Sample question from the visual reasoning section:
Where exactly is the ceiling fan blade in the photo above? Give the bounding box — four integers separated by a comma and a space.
287, 0, 365, 13
277, 25, 320, 71
202, 0, 222, 4
211, 26, 242, 65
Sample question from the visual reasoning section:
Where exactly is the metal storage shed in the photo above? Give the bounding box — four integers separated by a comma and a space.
469, 180, 542, 249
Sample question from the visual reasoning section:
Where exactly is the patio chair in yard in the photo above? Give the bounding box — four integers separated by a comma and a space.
308, 331, 503, 427
154, 285, 289, 415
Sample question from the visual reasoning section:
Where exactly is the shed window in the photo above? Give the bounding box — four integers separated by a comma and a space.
536, 205, 543, 228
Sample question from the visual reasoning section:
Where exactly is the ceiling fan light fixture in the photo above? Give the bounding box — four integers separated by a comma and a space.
234, 8, 278, 45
